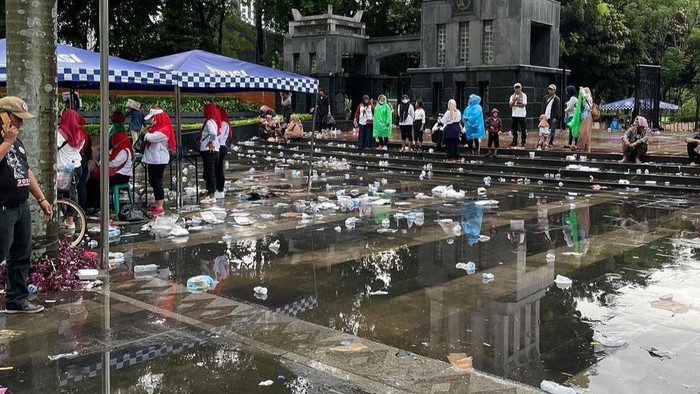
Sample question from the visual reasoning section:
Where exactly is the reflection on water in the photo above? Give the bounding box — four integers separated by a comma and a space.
118, 191, 699, 388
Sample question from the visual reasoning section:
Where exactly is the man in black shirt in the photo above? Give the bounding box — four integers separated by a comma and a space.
315, 89, 330, 132
0, 96, 53, 314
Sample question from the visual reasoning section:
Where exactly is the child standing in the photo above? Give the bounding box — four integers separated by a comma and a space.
485, 108, 502, 157
537, 114, 549, 151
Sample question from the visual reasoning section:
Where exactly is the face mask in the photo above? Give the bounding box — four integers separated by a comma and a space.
402, 99, 409, 104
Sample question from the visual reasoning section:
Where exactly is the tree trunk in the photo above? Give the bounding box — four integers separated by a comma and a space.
255, 0, 264, 63
217, 0, 226, 53
6, 0, 59, 257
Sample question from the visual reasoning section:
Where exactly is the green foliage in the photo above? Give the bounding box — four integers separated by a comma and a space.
78, 95, 261, 113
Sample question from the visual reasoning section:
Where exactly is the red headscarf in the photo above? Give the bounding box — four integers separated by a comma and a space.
109, 131, 133, 161
203, 103, 221, 136
149, 107, 176, 151
218, 106, 231, 134
58, 109, 86, 149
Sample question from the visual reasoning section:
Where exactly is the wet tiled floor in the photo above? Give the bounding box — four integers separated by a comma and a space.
3, 140, 700, 393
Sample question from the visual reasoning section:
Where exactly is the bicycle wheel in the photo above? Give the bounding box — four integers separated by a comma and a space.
56, 198, 87, 248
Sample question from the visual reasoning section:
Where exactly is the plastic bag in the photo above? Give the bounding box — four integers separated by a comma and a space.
186, 275, 217, 292
56, 169, 73, 192
119, 204, 146, 222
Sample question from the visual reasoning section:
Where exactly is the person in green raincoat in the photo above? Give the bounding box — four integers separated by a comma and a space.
373, 94, 392, 150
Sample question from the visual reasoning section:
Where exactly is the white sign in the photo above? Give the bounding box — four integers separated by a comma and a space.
57, 54, 83, 64
205, 65, 249, 77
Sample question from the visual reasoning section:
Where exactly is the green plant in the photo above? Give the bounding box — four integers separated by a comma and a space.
79, 95, 261, 113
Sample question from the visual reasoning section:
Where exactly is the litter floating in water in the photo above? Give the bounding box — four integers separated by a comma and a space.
254, 286, 268, 295
592, 331, 626, 348
48, 351, 78, 361
482, 272, 495, 283
447, 353, 473, 372
186, 275, 217, 292
268, 240, 280, 254
554, 275, 573, 289
540, 380, 579, 394
643, 346, 675, 360
369, 290, 388, 296
258, 380, 274, 386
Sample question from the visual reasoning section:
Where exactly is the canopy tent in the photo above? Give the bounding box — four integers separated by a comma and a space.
140, 49, 318, 94
600, 97, 680, 111
140, 50, 320, 194
0, 39, 175, 90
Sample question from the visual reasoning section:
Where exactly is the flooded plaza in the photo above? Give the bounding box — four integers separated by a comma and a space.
2, 140, 700, 393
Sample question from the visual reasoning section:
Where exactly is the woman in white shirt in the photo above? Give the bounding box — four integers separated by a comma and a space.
215, 106, 231, 199
85, 129, 133, 211
199, 103, 220, 204
354, 95, 374, 150
141, 106, 175, 217
441, 99, 462, 162
413, 100, 426, 150
57, 109, 86, 229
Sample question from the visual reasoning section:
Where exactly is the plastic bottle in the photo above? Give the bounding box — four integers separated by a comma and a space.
28, 284, 38, 293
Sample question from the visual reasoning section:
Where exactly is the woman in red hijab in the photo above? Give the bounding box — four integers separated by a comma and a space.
199, 103, 220, 204
214, 105, 231, 199
85, 125, 134, 211
141, 106, 176, 217
57, 109, 87, 229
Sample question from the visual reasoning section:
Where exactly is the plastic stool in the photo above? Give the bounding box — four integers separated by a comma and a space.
112, 183, 133, 213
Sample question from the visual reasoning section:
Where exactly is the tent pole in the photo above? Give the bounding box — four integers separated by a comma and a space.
175, 84, 182, 208
307, 92, 320, 193
99, 0, 110, 270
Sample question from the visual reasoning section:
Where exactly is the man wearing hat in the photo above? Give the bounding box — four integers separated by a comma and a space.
0, 96, 53, 314
542, 84, 562, 148
125, 99, 145, 143
509, 83, 528, 147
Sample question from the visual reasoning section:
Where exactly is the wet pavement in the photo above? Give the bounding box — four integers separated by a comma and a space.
3, 140, 700, 393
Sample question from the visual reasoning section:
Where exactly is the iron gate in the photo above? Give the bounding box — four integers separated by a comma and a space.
634, 64, 661, 129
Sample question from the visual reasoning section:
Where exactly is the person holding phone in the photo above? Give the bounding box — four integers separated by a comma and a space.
0, 96, 53, 314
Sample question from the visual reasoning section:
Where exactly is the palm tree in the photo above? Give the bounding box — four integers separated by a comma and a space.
6, 0, 59, 256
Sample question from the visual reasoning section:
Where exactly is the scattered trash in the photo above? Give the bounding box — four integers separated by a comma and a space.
48, 351, 78, 361
258, 380, 274, 386
0, 366, 13, 371
83, 280, 103, 290
134, 264, 158, 279
254, 286, 268, 295
554, 275, 573, 289
186, 275, 217, 292
650, 299, 688, 314
474, 200, 499, 206
395, 349, 411, 358
369, 290, 388, 296
196, 362, 204, 367
27, 284, 38, 294
540, 380, 579, 394
277, 375, 285, 380
0, 330, 24, 340
268, 240, 280, 254
477, 235, 490, 242
592, 331, 626, 347
77, 269, 99, 281
481, 272, 495, 283
546, 252, 556, 263
169, 226, 189, 237
432, 185, 466, 199
340, 340, 353, 346
659, 293, 673, 301
455, 262, 476, 275
643, 346, 675, 360
447, 353, 473, 372
330, 342, 368, 352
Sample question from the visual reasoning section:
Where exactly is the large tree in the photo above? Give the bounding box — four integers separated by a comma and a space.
6, 0, 59, 255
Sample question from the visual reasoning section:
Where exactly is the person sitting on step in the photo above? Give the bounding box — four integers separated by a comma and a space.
685, 125, 700, 166
620, 116, 650, 164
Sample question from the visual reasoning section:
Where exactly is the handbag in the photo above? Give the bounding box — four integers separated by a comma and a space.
133, 133, 146, 154
591, 104, 601, 121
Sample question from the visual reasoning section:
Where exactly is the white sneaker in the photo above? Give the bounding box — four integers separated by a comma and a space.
201, 196, 216, 204
215, 191, 225, 199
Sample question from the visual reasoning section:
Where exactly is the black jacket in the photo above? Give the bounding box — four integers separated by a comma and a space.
542, 95, 562, 120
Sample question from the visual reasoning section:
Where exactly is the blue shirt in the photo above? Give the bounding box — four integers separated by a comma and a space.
126, 108, 145, 132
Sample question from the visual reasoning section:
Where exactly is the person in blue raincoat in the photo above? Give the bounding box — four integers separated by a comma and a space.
462, 94, 486, 156
461, 202, 484, 246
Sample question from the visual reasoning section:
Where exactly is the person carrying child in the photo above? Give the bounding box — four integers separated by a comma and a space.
485, 108, 502, 157
537, 114, 549, 150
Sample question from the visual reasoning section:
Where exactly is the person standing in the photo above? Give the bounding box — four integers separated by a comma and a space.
0, 96, 53, 314
281, 92, 292, 125
141, 106, 176, 217
215, 106, 231, 199
125, 99, 145, 143
441, 99, 462, 162
413, 100, 426, 151
543, 84, 561, 147
563, 85, 578, 148
354, 95, 374, 150
315, 89, 330, 132
462, 94, 485, 155
575, 87, 594, 152
509, 83, 528, 147
56, 109, 86, 229
373, 95, 392, 150
199, 103, 220, 204
397, 94, 415, 152
485, 108, 502, 157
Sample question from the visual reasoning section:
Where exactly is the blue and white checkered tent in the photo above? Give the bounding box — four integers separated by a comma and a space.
600, 97, 680, 111
140, 50, 318, 94
0, 39, 175, 90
